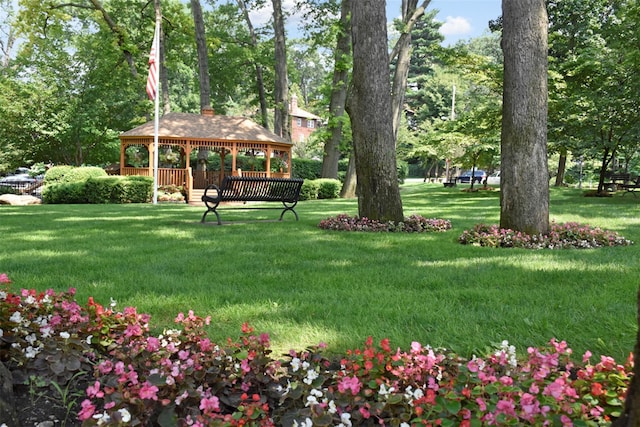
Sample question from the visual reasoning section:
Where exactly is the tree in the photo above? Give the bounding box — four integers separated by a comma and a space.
272, 0, 290, 140
190, 0, 210, 110
349, 1, 403, 222
500, 0, 549, 235
235, 0, 270, 128
389, 0, 431, 140
321, 0, 351, 179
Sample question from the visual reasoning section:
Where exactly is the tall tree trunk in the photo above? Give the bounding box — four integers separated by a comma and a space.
190, 0, 211, 110
340, 150, 357, 198
237, 0, 269, 129
554, 148, 567, 186
390, 0, 430, 141
272, 0, 290, 140
500, 0, 549, 235
321, 0, 351, 179
350, 1, 403, 222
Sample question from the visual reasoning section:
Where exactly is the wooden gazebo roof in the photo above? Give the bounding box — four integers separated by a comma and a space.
120, 111, 292, 146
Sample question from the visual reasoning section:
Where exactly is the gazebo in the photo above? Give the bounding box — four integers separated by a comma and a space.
119, 108, 293, 202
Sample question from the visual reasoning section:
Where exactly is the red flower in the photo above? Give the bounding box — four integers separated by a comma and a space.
591, 382, 604, 397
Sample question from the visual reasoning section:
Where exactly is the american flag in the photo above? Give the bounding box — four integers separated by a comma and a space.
146, 24, 159, 101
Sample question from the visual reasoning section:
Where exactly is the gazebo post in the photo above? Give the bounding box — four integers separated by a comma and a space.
266, 147, 272, 178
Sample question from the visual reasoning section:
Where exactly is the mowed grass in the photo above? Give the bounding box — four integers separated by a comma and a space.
1, 182, 639, 361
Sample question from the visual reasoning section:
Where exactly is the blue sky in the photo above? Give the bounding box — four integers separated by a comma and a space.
243, 1, 502, 46
387, 0, 502, 45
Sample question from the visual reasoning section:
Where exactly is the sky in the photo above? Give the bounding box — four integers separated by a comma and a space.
243, 0, 503, 46
387, 0, 502, 45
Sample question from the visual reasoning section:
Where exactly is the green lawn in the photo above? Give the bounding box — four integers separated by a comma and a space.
1, 182, 639, 361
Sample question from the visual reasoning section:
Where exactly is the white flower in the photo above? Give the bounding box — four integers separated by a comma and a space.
328, 399, 337, 414
110, 298, 117, 308
25, 334, 37, 345
310, 388, 323, 398
305, 395, 318, 407
40, 325, 53, 338
9, 311, 22, 323
86, 335, 93, 345
340, 412, 352, 427
303, 369, 318, 385
0, 329, 3, 338
0, 290, 7, 300
401, 423, 411, 427
117, 408, 131, 422
290, 357, 301, 372
59, 331, 70, 339
24, 346, 39, 359
293, 418, 313, 427
302, 361, 310, 370
24, 295, 36, 305
379, 383, 395, 397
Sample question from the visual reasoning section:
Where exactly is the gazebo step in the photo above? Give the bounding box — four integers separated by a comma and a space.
189, 189, 206, 206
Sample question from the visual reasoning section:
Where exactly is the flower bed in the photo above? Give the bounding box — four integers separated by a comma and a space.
458, 222, 634, 249
0, 273, 632, 426
318, 214, 452, 233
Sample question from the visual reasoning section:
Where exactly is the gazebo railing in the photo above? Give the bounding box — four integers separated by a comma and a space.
121, 167, 186, 187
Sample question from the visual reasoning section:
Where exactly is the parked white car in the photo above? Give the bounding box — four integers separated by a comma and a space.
487, 171, 501, 185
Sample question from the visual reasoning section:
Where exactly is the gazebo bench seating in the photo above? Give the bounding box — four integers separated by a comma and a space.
200, 176, 304, 225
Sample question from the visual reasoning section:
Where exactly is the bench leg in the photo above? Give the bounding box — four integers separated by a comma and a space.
201, 209, 222, 225
279, 207, 299, 221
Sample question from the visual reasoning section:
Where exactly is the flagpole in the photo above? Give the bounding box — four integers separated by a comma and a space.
152, 16, 160, 204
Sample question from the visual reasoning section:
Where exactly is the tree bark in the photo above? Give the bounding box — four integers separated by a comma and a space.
500, 0, 549, 235
190, 0, 211, 110
350, 0, 404, 222
272, 0, 290, 140
554, 148, 567, 186
321, 0, 351, 179
340, 150, 357, 198
237, 0, 269, 129
390, 0, 430, 141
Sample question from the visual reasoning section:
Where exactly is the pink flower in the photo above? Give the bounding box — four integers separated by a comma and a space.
86, 381, 104, 398
359, 406, 371, 419
98, 360, 114, 375
77, 399, 96, 420
138, 381, 159, 400
476, 397, 487, 412
147, 336, 161, 352
199, 338, 213, 352
338, 376, 362, 395
199, 395, 220, 414
0, 273, 11, 283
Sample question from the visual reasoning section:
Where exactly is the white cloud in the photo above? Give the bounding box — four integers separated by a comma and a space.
439, 16, 473, 36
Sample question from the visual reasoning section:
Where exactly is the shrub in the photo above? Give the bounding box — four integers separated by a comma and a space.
42, 181, 88, 204
0, 185, 19, 195
44, 166, 107, 185
315, 179, 341, 199
292, 158, 323, 180
299, 180, 321, 201
458, 222, 634, 249
42, 168, 152, 204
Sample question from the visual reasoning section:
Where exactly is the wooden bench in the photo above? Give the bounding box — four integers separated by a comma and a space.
620, 176, 640, 196
604, 173, 631, 191
200, 176, 304, 225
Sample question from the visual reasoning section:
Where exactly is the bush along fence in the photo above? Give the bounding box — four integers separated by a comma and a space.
0, 274, 631, 426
